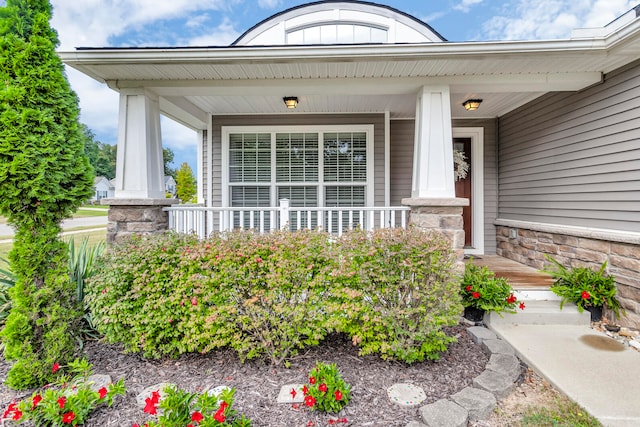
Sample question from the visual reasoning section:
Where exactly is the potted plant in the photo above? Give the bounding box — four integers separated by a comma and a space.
460, 261, 524, 322
543, 255, 623, 321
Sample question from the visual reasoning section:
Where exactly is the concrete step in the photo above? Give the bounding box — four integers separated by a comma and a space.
485, 299, 591, 327
513, 288, 559, 301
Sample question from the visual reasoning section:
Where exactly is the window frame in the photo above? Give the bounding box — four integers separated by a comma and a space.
221, 125, 375, 208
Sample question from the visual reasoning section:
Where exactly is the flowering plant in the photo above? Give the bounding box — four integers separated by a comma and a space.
3, 359, 125, 426
460, 261, 524, 314
544, 256, 622, 317
133, 385, 251, 427
302, 362, 351, 413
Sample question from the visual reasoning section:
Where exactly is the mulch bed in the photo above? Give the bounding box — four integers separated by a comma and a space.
0, 325, 488, 426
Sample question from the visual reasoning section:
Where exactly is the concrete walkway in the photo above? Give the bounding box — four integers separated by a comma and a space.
0, 216, 107, 239
487, 302, 640, 427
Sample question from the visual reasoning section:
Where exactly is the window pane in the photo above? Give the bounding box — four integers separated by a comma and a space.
276, 133, 318, 182
320, 24, 337, 44
278, 186, 318, 231
370, 27, 388, 43
287, 29, 303, 45
324, 186, 365, 233
303, 26, 321, 44
337, 24, 354, 43
323, 132, 367, 182
229, 133, 271, 183
230, 186, 271, 230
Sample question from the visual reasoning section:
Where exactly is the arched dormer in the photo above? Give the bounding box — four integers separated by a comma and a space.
232, 1, 446, 46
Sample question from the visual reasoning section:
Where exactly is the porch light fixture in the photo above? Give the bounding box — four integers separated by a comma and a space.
463, 99, 482, 111
283, 96, 298, 109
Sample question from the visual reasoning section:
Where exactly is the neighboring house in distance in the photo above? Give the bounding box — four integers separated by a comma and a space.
165, 176, 177, 197
61, 1, 640, 328
92, 176, 114, 202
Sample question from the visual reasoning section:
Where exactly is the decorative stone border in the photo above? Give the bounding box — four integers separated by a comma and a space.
404, 325, 523, 427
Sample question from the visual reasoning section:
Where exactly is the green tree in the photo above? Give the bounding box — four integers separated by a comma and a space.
163, 147, 176, 178
82, 123, 116, 179
0, 0, 94, 388
175, 162, 197, 203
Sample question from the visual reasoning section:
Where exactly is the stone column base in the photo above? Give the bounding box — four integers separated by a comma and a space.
101, 198, 179, 244
401, 197, 469, 272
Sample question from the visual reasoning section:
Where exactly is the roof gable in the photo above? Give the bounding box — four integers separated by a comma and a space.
233, 0, 445, 46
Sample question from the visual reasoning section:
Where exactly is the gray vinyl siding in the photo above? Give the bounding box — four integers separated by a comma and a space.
209, 114, 385, 207
389, 119, 499, 253
498, 60, 640, 233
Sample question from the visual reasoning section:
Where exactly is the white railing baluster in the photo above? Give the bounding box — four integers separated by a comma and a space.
163, 205, 410, 238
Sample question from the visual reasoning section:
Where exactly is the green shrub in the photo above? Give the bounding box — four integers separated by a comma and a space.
460, 261, 520, 314
544, 256, 622, 318
338, 228, 462, 363
0, 257, 15, 326
87, 228, 461, 364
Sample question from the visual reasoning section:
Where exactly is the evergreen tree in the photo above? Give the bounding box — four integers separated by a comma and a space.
175, 162, 197, 203
82, 123, 116, 179
0, 0, 94, 388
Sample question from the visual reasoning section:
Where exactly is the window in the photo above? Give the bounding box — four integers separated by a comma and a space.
223, 126, 374, 230
286, 23, 388, 45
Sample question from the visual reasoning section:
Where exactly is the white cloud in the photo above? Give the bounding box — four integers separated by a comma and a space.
454, 0, 483, 13
161, 117, 197, 150
185, 17, 240, 46
257, 0, 281, 9
482, 0, 637, 40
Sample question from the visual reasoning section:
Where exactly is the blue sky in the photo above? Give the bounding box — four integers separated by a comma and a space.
44, 0, 637, 173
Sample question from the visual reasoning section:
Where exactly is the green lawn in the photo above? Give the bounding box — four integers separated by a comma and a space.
0, 207, 107, 225
0, 229, 107, 260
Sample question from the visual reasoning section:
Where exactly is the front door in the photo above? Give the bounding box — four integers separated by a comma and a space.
454, 138, 472, 247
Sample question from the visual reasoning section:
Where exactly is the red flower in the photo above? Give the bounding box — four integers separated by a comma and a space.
191, 296, 198, 306
214, 409, 226, 423
319, 383, 328, 393
472, 292, 481, 299
309, 376, 316, 384
3, 402, 17, 418
57, 396, 66, 409
187, 425, 194, 427
306, 421, 314, 426
506, 294, 517, 304
581, 291, 591, 300
302, 385, 309, 395
143, 398, 157, 415
219, 401, 229, 412
12, 408, 22, 421
191, 411, 204, 422
304, 395, 316, 408
256, 257, 262, 263
465, 285, 472, 291
334, 390, 343, 401
98, 387, 108, 399
62, 411, 75, 424
32, 394, 42, 409
150, 390, 160, 404
519, 301, 526, 310
52, 362, 60, 373
290, 388, 297, 399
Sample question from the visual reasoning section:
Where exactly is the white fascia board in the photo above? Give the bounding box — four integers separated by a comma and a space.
110, 72, 603, 97
58, 37, 613, 66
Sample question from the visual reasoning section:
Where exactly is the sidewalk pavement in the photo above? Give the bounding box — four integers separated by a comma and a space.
0, 216, 107, 239
488, 321, 640, 427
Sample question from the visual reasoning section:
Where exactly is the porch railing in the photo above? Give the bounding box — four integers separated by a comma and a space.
164, 199, 410, 238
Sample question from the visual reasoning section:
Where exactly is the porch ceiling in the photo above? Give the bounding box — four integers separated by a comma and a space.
60, 21, 640, 129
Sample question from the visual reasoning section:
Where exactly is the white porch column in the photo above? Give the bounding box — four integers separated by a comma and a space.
411, 85, 455, 199
114, 89, 165, 199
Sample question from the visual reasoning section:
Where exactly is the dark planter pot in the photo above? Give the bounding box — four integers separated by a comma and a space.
463, 306, 485, 322
585, 305, 603, 322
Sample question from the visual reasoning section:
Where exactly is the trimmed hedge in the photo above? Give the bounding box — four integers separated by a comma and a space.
86, 228, 462, 364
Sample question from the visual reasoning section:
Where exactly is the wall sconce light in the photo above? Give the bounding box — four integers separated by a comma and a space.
283, 96, 298, 109
462, 99, 482, 111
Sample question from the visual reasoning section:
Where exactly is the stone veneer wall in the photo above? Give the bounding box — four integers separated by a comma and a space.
103, 199, 178, 244
496, 224, 640, 328
403, 198, 469, 271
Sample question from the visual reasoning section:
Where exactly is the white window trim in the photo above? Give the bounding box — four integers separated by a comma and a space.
221, 125, 375, 208
453, 127, 484, 255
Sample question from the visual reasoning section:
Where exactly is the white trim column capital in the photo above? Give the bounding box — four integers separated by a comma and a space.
411, 85, 455, 199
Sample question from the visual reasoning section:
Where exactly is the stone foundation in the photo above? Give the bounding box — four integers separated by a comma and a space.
496, 223, 640, 328
102, 198, 178, 244
402, 198, 469, 271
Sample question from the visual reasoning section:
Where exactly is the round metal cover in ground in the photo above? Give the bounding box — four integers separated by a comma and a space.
387, 383, 426, 407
